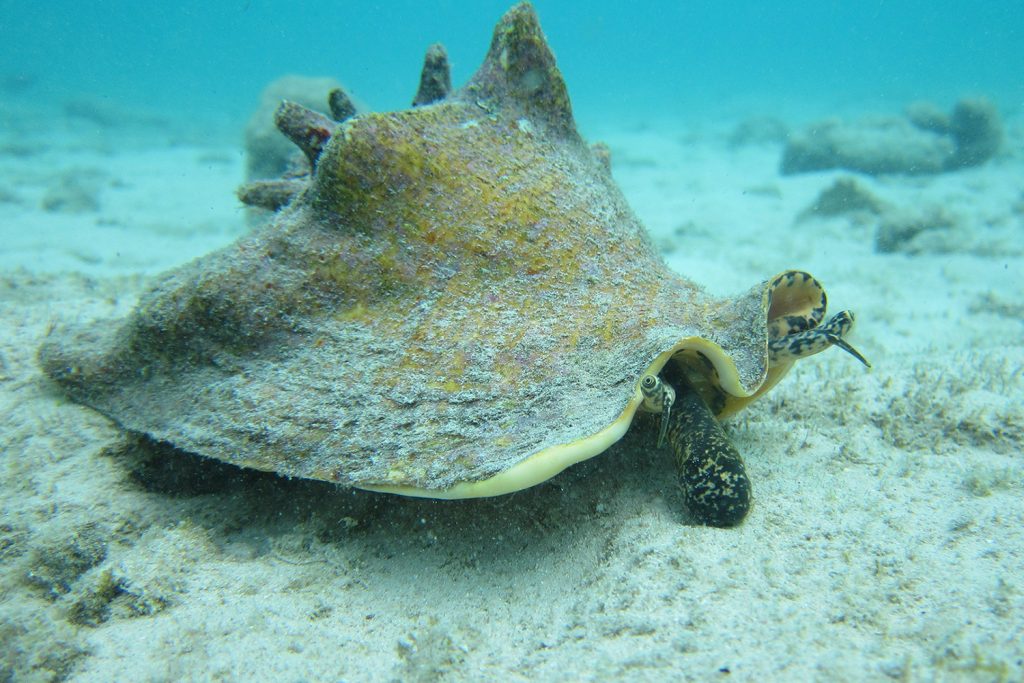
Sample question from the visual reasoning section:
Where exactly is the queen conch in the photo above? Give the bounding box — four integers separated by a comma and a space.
39, 2, 866, 525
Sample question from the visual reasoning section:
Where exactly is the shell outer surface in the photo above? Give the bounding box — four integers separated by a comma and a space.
39, 3, 786, 495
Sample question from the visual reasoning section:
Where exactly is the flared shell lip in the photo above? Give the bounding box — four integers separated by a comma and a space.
359, 334, 779, 500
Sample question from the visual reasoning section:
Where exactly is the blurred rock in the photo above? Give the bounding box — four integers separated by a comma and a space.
874, 206, 958, 254
947, 97, 1003, 169
799, 176, 885, 221
905, 100, 949, 134
781, 97, 1003, 176
41, 169, 105, 213
782, 117, 952, 175
727, 116, 789, 148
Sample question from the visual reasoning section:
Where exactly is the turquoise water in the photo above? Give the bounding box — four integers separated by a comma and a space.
3, 1, 1021, 129
2, 4, 1023, 680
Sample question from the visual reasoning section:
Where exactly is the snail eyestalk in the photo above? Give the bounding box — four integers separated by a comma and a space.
640, 374, 675, 448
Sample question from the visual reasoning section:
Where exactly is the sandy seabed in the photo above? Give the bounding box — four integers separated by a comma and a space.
1, 96, 1022, 682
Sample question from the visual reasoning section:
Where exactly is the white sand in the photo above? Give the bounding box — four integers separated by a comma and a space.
1, 97, 1022, 682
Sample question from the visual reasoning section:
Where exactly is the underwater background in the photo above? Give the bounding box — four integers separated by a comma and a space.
2, 2, 1023, 681
4, 0, 1023, 130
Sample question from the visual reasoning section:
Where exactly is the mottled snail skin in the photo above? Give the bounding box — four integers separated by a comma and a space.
766, 271, 869, 368
665, 380, 752, 527
769, 310, 870, 367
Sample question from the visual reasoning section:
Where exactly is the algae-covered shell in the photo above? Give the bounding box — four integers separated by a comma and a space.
40, 3, 835, 498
